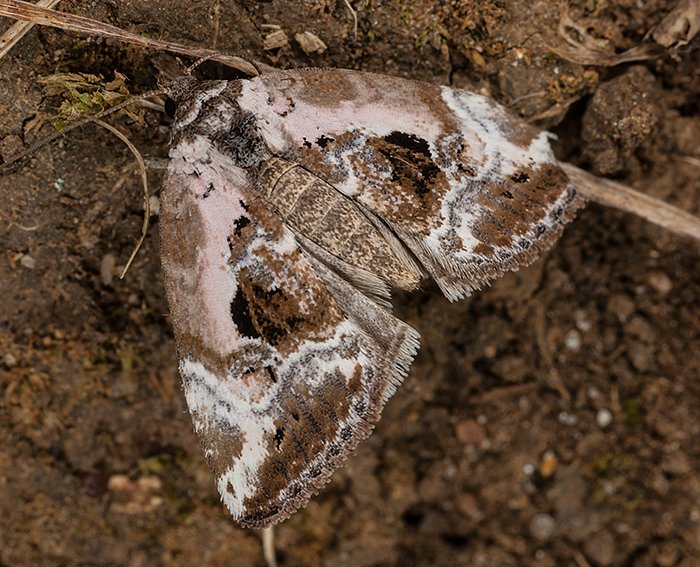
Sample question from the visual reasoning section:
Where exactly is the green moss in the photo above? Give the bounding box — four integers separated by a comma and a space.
622, 398, 641, 427
139, 454, 172, 476
39, 71, 137, 130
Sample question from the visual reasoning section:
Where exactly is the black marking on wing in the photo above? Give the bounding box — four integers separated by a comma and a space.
233, 215, 251, 236
230, 287, 260, 340
384, 131, 431, 157
274, 427, 285, 449
235, 283, 307, 347
266, 366, 278, 383
376, 131, 441, 198
315, 134, 334, 148
511, 171, 531, 183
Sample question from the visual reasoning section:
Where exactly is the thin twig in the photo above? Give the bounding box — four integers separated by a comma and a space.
0, 0, 61, 59
0, 0, 267, 75
679, 155, 700, 169
561, 162, 700, 242
470, 382, 539, 404
92, 119, 150, 279
261, 526, 278, 567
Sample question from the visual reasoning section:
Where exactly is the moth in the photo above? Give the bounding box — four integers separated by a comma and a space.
158, 68, 583, 527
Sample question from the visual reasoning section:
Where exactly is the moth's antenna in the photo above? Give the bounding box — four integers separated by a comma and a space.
184, 52, 267, 78
0, 0, 277, 277
185, 54, 218, 75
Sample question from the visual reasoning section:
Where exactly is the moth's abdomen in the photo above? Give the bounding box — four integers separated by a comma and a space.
258, 157, 421, 292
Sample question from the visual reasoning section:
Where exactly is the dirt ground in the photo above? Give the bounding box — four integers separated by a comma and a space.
1, 1, 699, 566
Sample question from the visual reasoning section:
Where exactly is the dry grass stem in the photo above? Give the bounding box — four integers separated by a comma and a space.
562, 162, 700, 242
0, 0, 61, 59
0, 0, 265, 75
261, 527, 278, 567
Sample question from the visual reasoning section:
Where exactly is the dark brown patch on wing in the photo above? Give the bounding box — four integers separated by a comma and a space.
359, 131, 449, 233
378, 131, 438, 197
198, 422, 245, 481
232, 267, 310, 350
471, 164, 571, 254
223, 195, 346, 357
292, 70, 360, 107
241, 360, 372, 524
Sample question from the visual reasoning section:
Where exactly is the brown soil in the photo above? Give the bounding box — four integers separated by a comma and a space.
1, 1, 699, 566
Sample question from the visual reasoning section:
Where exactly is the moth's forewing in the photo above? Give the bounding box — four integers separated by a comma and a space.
159, 83, 419, 527
236, 69, 583, 301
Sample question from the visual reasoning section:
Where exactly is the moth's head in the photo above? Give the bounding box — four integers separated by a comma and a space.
167, 77, 265, 169
167, 75, 200, 105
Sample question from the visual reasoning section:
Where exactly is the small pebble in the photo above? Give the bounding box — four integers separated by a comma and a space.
20, 254, 36, 269
558, 411, 578, 426
564, 329, 582, 352
455, 419, 485, 445
530, 513, 557, 541
108, 474, 131, 491
456, 492, 483, 521
483, 345, 497, 358
3, 353, 18, 367
575, 310, 592, 332
108, 475, 163, 515
607, 293, 635, 322
596, 408, 613, 429
264, 29, 289, 50
148, 195, 160, 216
539, 450, 558, 479
584, 530, 616, 566
647, 271, 672, 295
101, 253, 117, 286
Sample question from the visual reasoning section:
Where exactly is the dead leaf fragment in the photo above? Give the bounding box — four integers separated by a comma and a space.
652, 0, 700, 48
295, 31, 327, 54
264, 29, 288, 51
548, 5, 662, 66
